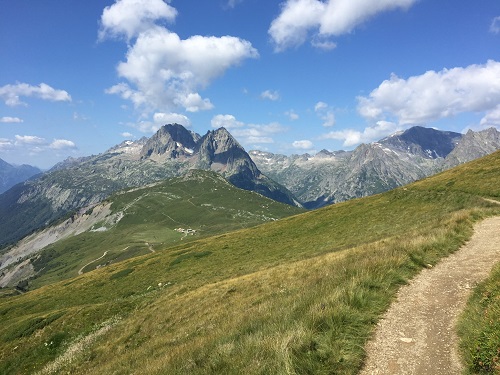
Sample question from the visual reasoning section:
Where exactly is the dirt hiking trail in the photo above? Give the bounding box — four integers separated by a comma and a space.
360, 216, 500, 375
78, 251, 109, 275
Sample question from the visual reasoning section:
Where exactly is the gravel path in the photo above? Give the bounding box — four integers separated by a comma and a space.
360, 216, 500, 375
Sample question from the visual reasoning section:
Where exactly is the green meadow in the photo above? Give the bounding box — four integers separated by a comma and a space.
1, 151, 499, 374
20, 169, 302, 290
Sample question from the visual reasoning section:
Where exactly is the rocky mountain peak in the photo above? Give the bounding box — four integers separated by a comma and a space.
443, 127, 500, 168
197, 127, 259, 177
106, 137, 148, 156
199, 127, 242, 153
316, 149, 335, 157
379, 126, 462, 158
140, 123, 198, 160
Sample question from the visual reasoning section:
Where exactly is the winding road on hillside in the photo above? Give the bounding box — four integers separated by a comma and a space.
360, 213, 500, 375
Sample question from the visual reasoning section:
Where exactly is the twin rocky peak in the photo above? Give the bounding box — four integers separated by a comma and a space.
140, 124, 257, 177
136, 124, 297, 206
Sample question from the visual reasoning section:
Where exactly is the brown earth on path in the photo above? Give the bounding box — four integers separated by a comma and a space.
360, 215, 500, 375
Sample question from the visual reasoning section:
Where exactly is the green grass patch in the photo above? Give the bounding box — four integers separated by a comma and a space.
109, 268, 134, 280
3, 311, 64, 341
458, 261, 500, 374
169, 251, 212, 267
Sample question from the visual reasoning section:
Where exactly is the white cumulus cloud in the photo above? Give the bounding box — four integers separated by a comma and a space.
480, 104, 500, 127
100, 1, 258, 114
125, 112, 190, 133
315, 101, 335, 127
269, 0, 417, 51
108, 27, 258, 113
226, 0, 243, 9
260, 90, 280, 101
314, 101, 328, 111
321, 121, 401, 147
292, 140, 314, 149
0, 116, 23, 123
211, 114, 245, 129
99, 0, 177, 41
285, 110, 299, 120
49, 139, 77, 150
2, 135, 77, 155
153, 112, 191, 126
232, 122, 287, 144
215, 115, 287, 145
175, 92, 213, 113
0, 83, 71, 106
121, 132, 134, 138
269, 0, 326, 51
127, 121, 160, 133
357, 60, 500, 125
320, 0, 416, 35
15, 135, 46, 145
0, 138, 14, 151
311, 36, 337, 50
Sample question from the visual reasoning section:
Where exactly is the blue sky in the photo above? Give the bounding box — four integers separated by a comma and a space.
1, 0, 499, 169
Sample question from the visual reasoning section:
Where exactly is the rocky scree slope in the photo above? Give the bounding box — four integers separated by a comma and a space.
0, 124, 297, 248
251, 126, 500, 208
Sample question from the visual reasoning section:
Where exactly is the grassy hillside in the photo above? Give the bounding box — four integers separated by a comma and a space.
2, 169, 302, 290
0, 152, 499, 374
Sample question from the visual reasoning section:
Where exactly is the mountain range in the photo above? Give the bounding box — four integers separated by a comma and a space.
0, 124, 297, 248
0, 124, 499, 248
250, 126, 500, 208
0, 158, 41, 194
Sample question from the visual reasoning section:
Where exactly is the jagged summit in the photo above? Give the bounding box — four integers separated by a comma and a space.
444, 127, 500, 167
198, 127, 244, 159
137, 124, 264, 182
140, 123, 198, 160
379, 126, 462, 158
197, 127, 259, 176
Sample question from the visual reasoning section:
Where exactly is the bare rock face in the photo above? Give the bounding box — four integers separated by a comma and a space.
378, 126, 462, 159
443, 127, 500, 168
196, 128, 260, 176
140, 123, 198, 160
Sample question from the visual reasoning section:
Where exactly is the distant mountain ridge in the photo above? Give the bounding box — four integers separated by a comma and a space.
251, 126, 500, 208
1, 124, 499, 248
0, 158, 41, 194
378, 126, 462, 158
0, 124, 298, 248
